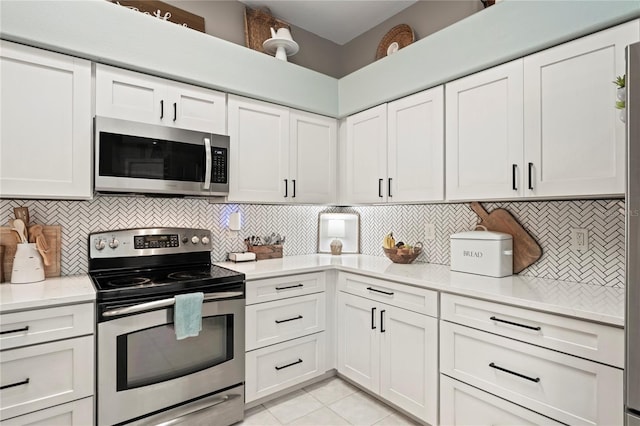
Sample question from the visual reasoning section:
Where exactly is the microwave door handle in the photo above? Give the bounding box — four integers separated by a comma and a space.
102, 291, 244, 317
203, 137, 212, 190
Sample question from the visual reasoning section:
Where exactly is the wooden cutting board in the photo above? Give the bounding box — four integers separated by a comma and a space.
0, 225, 61, 282
470, 202, 542, 274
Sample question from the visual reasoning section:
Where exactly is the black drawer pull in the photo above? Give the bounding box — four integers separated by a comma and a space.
275, 359, 303, 371
366, 286, 394, 296
380, 309, 386, 333
489, 363, 540, 383
275, 283, 303, 291
173, 102, 177, 121
371, 307, 377, 330
160, 100, 164, 119
275, 315, 303, 324
490, 316, 541, 331
0, 326, 29, 335
1, 378, 29, 390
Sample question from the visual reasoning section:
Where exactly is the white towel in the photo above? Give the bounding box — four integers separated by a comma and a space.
174, 292, 204, 340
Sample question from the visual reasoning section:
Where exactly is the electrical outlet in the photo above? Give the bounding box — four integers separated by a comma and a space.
425, 223, 436, 240
570, 228, 589, 252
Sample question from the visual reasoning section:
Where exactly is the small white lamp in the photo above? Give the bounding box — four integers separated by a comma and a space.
327, 219, 346, 255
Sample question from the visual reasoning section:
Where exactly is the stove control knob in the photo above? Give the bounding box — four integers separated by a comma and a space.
191, 235, 200, 244
201, 236, 210, 245
182, 236, 189, 244
95, 238, 106, 251
109, 238, 120, 249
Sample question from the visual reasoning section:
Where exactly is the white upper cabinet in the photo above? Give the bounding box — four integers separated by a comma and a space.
344, 86, 445, 204
227, 95, 337, 204
446, 60, 524, 200
387, 87, 444, 202
95, 64, 226, 134
0, 41, 92, 200
345, 104, 388, 203
227, 95, 290, 203
523, 20, 638, 197
290, 110, 337, 204
446, 19, 639, 201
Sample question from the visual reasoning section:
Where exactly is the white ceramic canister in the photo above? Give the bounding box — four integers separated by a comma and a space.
11, 243, 45, 284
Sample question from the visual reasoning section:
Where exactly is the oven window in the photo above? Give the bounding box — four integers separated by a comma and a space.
99, 132, 207, 182
116, 315, 233, 391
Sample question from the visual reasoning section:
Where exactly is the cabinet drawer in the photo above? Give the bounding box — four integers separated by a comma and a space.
0, 304, 94, 350
440, 375, 562, 425
246, 272, 325, 305
338, 272, 437, 316
245, 332, 326, 403
246, 293, 326, 350
0, 336, 94, 421
441, 293, 623, 367
2, 396, 93, 426
440, 322, 622, 426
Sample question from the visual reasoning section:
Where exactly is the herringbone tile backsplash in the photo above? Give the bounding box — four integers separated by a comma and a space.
0, 198, 625, 287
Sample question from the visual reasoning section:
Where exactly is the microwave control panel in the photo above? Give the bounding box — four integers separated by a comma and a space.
212, 148, 227, 184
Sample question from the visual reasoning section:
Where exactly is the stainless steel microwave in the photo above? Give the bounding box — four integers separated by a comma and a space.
94, 116, 229, 197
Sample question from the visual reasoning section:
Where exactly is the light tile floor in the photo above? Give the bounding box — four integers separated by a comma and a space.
238, 377, 420, 426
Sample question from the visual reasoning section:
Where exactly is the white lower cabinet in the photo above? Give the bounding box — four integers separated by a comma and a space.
440, 375, 562, 425
1, 397, 93, 426
245, 273, 329, 404
337, 274, 438, 425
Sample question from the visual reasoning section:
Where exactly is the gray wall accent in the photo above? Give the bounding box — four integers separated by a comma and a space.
338, 1, 482, 78
164, 0, 343, 78
0, 197, 625, 288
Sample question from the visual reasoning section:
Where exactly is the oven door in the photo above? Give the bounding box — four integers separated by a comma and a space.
97, 297, 244, 426
94, 116, 229, 196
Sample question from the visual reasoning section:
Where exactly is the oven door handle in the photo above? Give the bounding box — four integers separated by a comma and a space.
102, 291, 244, 318
203, 137, 212, 191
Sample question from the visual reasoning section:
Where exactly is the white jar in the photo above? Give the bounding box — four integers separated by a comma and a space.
11, 243, 45, 284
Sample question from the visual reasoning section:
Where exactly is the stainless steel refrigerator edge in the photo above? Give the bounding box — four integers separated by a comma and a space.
626, 40, 640, 426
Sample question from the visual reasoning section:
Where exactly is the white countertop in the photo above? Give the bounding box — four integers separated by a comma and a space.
217, 254, 625, 327
0, 275, 96, 313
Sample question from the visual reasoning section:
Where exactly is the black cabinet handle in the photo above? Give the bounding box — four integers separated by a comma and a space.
1, 378, 29, 390
528, 162, 534, 190
490, 316, 541, 331
366, 286, 394, 296
371, 307, 377, 330
284, 179, 288, 197
292, 179, 296, 198
378, 179, 384, 198
388, 178, 392, 198
160, 100, 164, 119
489, 362, 540, 383
275, 315, 303, 324
380, 309, 386, 333
173, 102, 177, 121
275, 283, 303, 291
275, 359, 303, 371
0, 326, 29, 335
512, 164, 517, 191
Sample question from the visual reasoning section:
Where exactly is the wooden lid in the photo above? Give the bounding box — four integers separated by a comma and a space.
375, 24, 415, 60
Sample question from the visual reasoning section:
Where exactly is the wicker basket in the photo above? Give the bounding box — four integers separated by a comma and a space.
382, 243, 423, 264
244, 6, 291, 54
375, 24, 415, 60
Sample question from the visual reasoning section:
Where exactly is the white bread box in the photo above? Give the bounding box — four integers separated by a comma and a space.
450, 230, 513, 277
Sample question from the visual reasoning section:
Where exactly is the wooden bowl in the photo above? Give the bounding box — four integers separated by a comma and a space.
382, 245, 422, 264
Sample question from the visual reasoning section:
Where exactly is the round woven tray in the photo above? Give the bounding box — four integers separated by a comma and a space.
375, 24, 415, 60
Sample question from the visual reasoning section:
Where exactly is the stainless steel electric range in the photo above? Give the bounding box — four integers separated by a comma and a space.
88, 227, 245, 426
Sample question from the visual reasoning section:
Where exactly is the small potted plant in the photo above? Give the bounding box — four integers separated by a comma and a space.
613, 75, 626, 122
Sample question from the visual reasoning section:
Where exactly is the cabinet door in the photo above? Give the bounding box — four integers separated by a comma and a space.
0, 41, 92, 200
95, 63, 165, 125
379, 305, 438, 425
387, 87, 444, 202
1, 397, 93, 426
289, 110, 337, 204
227, 95, 289, 202
344, 104, 388, 203
167, 80, 227, 134
336, 292, 380, 392
523, 20, 638, 197
446, 59, 524, 200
